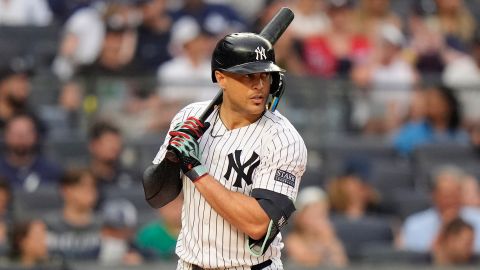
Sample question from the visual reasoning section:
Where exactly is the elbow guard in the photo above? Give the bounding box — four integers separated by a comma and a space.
247, 188, 296, 256
142, 158, 182, 208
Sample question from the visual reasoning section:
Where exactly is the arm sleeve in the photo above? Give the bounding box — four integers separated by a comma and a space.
247, 127, 308, 256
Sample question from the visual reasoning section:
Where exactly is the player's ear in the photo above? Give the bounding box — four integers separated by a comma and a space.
215, 70, 227, 89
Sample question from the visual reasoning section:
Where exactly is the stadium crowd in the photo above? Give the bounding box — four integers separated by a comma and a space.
1, 0, 480, 269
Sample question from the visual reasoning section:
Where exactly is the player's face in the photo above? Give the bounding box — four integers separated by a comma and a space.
217, 71, 271, 117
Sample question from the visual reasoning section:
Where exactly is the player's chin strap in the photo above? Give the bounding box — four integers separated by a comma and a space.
267, 72, 285, 112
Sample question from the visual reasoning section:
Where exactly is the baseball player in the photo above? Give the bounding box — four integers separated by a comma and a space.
145, 32, 307, 269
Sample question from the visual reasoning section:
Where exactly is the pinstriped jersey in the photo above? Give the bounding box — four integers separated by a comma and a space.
153, 101, 307, 269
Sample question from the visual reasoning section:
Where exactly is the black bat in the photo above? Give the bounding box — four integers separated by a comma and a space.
166, 7, 294, 162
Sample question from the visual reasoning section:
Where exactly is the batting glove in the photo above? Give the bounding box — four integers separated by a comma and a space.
167, 132, 208, 182
172, 116, 210, 140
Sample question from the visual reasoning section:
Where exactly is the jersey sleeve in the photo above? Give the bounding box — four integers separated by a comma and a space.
252, 126, 308, 201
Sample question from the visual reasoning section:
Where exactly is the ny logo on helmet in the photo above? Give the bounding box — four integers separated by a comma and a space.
255, 46, 267, 60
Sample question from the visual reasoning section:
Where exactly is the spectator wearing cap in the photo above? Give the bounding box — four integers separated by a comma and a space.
400, 165, 480, 253
284, 186, 348, 268
0, 114, 63, 192
99, 198, 143, 266
156, 16, 217, 105
135, 193, 182, 259
169, 0, 246, 37
0, 56, 46, 136
45, 169, 102, 261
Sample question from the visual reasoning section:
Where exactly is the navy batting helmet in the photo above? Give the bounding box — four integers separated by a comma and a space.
211, 32, 285, 82
211, 32, 286, 112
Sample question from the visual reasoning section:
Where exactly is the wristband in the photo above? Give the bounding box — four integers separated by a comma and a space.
186, 165, 208, 182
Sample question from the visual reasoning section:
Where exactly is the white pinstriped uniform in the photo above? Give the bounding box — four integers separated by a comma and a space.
153, 101, 307, 270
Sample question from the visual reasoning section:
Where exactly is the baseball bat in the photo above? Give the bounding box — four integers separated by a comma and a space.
166, 7, 294, 162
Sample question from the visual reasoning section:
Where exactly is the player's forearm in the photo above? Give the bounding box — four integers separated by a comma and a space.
194, 174, 270, 240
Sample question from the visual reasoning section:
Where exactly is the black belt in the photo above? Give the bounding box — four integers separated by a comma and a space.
191, 259, 272, 270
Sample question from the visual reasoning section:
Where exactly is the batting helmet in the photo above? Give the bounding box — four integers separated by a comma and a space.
211, 32, 285, 82
211, 32, 286, 111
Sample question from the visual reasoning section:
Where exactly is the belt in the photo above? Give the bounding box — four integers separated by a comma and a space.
191, 259, 272, 270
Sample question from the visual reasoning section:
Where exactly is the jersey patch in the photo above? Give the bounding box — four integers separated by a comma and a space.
274, 169, 296, 187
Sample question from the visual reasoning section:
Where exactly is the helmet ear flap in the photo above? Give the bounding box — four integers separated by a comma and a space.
267, 72, 285, 112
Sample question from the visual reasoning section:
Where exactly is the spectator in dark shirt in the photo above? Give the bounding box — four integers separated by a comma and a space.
88, 121, 139, 191
0, 114, 62, 192
45, 169, 102, 261
0, 55, 46, 136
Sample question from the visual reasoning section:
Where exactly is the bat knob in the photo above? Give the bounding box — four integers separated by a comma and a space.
166, 150, 180, 163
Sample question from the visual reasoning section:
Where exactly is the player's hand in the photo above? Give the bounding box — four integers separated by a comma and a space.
167, 132, 208, 182
172, 116, 210, 140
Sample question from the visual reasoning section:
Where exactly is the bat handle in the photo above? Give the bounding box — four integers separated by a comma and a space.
165, 150, 179, 163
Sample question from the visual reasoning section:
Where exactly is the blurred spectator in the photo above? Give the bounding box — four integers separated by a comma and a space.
352, 23, 417, 135
79, 3, 142, 76
461, 174, 480, 208
289, 0, 330, 39
46, 169, 102, 260
98, 81, 176, 138
0, 0, 53, 26
285, 187, 348, 268
471, 121, 480, 155
134, 0, 172, 71
10, 219, 68, 269
88, 121, 140, 197
53, 2, 142, 81
0, 114, 63, 192
51, 3, 105, 81
431, 218, 476, 265
39, 80, 85, 139
99, 199, 143, 266
442, 29, 480, 125
393, 85, 469, 155
0, 55, 46, 135
169, 0, 246, 37
424, 0, 476, 47
400, 165, 480, 253
351, 0, 401, 43
301, 0, 371, 78
326, 163, 394, 259
157, 17, 217, 104
327, 173, 380, 219
135, 193, 182, 259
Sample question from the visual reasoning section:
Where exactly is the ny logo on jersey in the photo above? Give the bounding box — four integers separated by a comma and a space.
224, 150, 260, 188
255, 46, 266, 60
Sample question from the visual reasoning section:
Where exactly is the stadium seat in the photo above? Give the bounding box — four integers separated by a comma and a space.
412, 143, 479, 190
331, 214, 394, 261
14, 186, 62, 219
